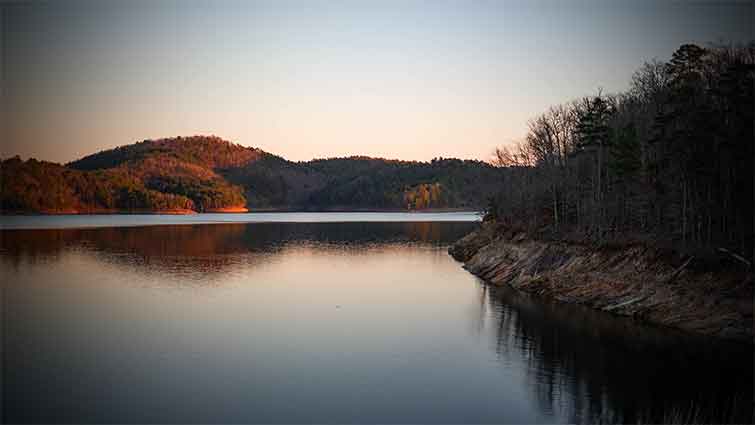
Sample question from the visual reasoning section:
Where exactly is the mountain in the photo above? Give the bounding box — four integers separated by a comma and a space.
1, 135, 503, 214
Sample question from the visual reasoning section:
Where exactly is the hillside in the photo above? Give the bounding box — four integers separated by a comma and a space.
1, 136, 504, 214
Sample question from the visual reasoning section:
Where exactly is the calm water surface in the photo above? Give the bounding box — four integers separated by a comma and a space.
0, 211, 480, 230
1, 216, 752, 423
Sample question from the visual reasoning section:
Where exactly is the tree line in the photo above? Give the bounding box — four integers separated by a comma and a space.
0, 157, 196, 213
487, 43, 753, 264
2, 136, 506, 213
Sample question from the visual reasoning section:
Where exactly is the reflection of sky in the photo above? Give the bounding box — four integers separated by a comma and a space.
2, 237, 553, 423
2, 223, 751, 423
0, 221, 478, 278
3, 1, 751, 163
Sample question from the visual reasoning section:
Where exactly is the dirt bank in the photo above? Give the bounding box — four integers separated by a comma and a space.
203, 207, 249, 213
449, 222, 753, 342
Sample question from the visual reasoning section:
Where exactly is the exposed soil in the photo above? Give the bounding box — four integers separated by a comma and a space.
449, 221, 753, 342
203, 207, 250, 213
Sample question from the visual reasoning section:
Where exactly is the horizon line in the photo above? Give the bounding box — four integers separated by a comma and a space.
3, 134, 495, 166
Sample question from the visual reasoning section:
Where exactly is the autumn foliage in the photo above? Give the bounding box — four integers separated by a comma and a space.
2, 136, 503, 213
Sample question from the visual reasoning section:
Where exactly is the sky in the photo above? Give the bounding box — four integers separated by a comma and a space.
2, 0, 752, 163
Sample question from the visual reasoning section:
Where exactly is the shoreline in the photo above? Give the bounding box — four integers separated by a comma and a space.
1, 208, 480, 216
5, 208, 198, 216
449, 221, 753, 343
0, 211, 481, 231
203, 207, 249, 213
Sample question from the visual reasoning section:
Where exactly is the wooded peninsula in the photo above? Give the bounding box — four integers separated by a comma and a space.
484, 43, 753, 265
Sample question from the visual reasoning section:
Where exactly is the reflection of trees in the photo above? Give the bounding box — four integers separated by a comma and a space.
1, 225, 251, 267
0, 222, 475, 277
482, 283, 753, 424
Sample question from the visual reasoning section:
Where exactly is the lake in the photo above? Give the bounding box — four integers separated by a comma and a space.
0, 211, 480, 230
1, 214, 752, 423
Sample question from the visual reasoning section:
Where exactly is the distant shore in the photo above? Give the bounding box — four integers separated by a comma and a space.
247, 207, 479, 213
1, 207, 480, 216
203, 207, 249, 213
2, 208, 199, 216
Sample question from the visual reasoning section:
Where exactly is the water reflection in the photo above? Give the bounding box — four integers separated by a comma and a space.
1, 222, 473, 284
1, 221, 752, 424
482, 284, 754, 424
1, 222, 472, 257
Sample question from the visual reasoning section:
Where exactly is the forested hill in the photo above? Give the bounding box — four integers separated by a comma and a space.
1, 135, 503, 213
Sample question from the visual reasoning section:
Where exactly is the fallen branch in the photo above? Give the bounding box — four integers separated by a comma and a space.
666, 256, 694, 284
603, 294, 651, 312
717, 248, 752, 269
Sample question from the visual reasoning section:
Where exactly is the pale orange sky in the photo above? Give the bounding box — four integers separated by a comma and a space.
2, 1, 751, 163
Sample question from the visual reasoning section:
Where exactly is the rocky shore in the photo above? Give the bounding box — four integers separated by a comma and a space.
449, 221, 753, 342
